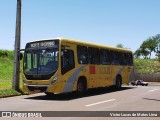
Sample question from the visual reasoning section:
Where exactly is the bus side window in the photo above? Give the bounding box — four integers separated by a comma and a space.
111, 51, 119, 65
88, 47, 100, 64
61, 49, 75, 75
127, 53, 133, 66
119, 52, 127, 65
100, 49, 111, 65
77, 45, 88, 64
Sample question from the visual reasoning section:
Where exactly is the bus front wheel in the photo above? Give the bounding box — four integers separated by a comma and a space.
77, 80, 86, 95
45, 92, 54, 97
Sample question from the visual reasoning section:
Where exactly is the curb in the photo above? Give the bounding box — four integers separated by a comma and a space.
0, 94, 21, 98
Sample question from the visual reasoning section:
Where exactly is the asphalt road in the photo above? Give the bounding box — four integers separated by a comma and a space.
0, 84, 160, 120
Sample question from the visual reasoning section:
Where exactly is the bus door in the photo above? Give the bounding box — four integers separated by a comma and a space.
61, 45, 76, 92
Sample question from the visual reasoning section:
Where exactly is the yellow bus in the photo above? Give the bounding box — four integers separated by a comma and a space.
23, 38, 135, 95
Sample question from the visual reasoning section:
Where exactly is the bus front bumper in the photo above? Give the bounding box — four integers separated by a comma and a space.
23, 82, 64, 94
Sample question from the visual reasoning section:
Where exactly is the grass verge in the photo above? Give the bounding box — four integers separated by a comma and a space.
0, 89, 21, 98
134, 58, 160, 74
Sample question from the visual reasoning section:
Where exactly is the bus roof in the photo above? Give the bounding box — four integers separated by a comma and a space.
27, 38, 132, 53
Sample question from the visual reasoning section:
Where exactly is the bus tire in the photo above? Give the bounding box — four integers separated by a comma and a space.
77, 78, 87, 95
115, 75, 122, 90
45, 92, 54, 97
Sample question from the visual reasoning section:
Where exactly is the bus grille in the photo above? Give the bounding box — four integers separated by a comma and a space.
28, 86, 47, 92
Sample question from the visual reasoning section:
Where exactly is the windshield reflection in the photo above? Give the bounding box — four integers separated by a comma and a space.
24, 48, 58, 75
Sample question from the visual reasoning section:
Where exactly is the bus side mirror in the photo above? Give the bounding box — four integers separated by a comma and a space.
19, 52, 23, 61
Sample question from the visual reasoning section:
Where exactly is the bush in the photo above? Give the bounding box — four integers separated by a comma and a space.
134, 58, 160, 74
0, 50, 14, 60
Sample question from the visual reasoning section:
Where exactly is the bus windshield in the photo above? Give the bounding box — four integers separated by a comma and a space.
24, 48, 59, 75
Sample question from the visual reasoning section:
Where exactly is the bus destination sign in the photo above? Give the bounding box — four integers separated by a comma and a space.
30, 41, 55, 48
26, 40, 59, 49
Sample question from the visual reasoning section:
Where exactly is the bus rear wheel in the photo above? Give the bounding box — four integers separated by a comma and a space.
115, 76, 122, 90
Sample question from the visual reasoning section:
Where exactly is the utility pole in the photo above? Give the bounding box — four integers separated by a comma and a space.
13, 0, 22, 90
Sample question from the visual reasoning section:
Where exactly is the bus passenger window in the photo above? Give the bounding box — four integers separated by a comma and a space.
111, 51, 119, 65
119, 52, 127, 65
100, 49, 111, 65
77, 45, 88, 64
88, 47, 100, 64
126, 53, 133, 66
61, 49, 75, 75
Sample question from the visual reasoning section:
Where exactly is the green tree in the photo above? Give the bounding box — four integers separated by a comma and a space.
142, 38, 158, 58
136, 34, 160, 59
134, 48, 142, 58
153, 34, 160, 61
116, 44, 124, 48
154, 34, 160, 52
141, 48, 150, 59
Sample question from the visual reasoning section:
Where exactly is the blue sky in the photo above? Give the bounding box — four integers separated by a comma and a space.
0, 0, 160, 52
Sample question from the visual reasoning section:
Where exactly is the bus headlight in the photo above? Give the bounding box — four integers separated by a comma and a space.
51, 76, 58, 84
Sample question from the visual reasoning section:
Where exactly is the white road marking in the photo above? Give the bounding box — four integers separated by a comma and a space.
149, 89, 159, 92
85, 99, 116, 107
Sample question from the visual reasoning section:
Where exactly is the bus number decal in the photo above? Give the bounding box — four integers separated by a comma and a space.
99, 67, 111, 74
90, 66, 96, 74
